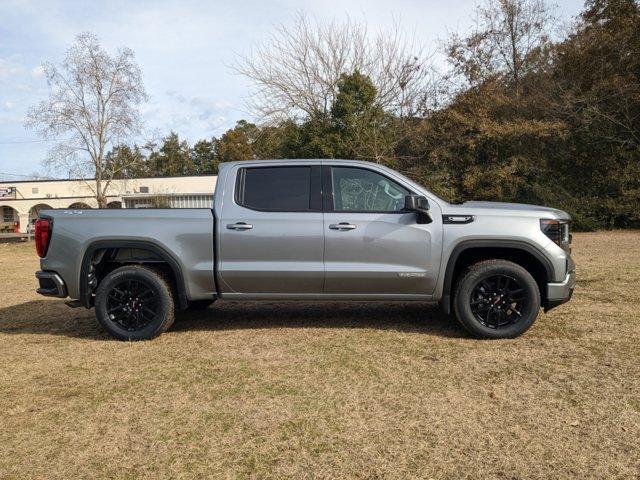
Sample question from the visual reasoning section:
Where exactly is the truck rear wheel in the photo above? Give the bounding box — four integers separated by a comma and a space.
453, 259, 540, 339
95, 265, 175, 341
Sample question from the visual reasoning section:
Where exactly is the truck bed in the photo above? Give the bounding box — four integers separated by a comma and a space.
40, 208, 216, 301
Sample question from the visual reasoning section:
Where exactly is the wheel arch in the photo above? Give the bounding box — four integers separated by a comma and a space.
440, 240, 555, 314
79, 240, 189, 310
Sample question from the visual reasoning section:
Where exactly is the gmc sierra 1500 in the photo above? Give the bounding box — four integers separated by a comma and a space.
35, 159, 575, 340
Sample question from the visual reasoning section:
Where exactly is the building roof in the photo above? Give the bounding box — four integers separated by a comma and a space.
0, 174, 217, 185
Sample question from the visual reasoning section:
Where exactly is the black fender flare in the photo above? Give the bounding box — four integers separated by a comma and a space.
79, 240, 188, 309
440, 239, 555, 314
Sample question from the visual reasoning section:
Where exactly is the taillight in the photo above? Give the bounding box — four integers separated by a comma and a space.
35, 218, 52, 258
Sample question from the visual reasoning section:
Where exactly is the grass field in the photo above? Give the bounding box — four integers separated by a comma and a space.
1, 232, 639, 479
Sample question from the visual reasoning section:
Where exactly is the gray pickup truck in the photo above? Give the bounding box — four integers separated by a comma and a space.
34, 159, 575, 340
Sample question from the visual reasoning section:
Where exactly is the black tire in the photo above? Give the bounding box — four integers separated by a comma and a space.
187, 300, 215, 310
453, 259, 541, 339
95, 265, 175, 341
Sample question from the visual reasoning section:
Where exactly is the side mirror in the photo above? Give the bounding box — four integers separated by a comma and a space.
404, 194, 430, 212
404, 194, 432, 224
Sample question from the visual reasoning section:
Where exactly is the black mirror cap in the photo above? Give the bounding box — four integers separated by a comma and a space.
404, 194, 430, 212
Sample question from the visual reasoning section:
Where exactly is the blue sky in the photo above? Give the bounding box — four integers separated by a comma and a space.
0, 0, 585, 178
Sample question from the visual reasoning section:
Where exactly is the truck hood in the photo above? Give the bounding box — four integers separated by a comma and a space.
443, 201, 571, 220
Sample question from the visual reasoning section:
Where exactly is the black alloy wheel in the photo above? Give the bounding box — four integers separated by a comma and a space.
469, 274, 527, 329
106, 279, 158, 332
453, 259, 541, 339
95, 265, 175, 341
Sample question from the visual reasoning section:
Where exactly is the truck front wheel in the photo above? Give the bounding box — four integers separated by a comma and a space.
95, 265, 175, 341
453, 259, 541, 339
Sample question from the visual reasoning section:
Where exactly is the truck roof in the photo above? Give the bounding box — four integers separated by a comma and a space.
218, 158, 379, 168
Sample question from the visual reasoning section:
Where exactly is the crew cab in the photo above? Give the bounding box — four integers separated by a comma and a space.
35, 159, 575, 340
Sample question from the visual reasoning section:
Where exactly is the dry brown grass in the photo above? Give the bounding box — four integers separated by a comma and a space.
0, 232, 639, 479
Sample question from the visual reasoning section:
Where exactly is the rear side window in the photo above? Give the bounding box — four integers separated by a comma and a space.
237, 166, 313, 211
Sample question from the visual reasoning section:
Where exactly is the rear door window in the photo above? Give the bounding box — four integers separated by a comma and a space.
237, 166, 313, 211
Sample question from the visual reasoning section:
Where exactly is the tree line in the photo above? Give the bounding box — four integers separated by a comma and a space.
27, 0, 639, 229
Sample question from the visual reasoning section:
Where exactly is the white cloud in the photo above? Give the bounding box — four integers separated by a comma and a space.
31, 65, 45, 78
0, 57, 23, 79
3, 101, 14, 110
144, 92, 234, 141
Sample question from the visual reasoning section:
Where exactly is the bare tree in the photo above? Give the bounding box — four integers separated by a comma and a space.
447, 0, 555, 94
234, 14, 437, 122
25, 33, 147, 207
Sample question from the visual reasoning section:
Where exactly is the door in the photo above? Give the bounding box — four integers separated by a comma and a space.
218, 165, 324, 294
323, 165, 440, 295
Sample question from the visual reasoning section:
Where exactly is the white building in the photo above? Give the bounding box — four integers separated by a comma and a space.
0, 175, 217, 233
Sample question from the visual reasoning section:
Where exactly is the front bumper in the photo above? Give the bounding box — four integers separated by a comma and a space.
545, 270, 576, 311
36, 270, 68, 298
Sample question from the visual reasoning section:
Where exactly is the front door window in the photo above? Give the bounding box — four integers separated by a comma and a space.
331, 167, 409, 213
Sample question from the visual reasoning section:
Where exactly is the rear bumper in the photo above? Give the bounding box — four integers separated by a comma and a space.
545, 270, 576, 311
35, 270, 68, 298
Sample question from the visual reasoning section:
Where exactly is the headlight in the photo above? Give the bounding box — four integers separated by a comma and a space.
540, 219, 570, 248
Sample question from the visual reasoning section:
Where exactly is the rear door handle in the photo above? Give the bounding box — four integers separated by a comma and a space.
329, 222, 357, 231
226, 222, 253, 231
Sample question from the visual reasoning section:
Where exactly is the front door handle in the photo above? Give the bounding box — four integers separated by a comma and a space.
329, 222, 357, 231
227, 222, 253, 231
